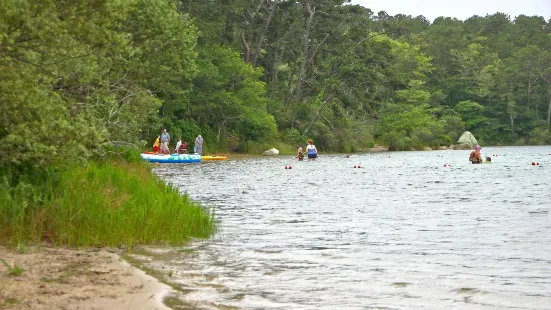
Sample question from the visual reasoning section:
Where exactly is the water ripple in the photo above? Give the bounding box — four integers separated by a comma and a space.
133, 146, 551, 309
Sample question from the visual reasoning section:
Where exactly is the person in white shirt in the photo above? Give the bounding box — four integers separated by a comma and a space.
174, 137, 182, 154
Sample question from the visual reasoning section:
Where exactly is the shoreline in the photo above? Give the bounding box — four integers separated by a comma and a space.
0, 246, 171, 310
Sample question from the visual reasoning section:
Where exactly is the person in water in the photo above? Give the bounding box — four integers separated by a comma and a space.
306, 139, 318, 159
194, 135, 204, 155
469, 145, 482, 164
153, 136, 160, 154
484, 156, 492, 164
297, 147, 304, 161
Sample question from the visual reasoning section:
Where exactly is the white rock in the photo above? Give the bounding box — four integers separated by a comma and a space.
457, 131, 478, 149
263, 148, 280, 156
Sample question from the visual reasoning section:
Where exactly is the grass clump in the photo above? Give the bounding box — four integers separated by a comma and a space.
0, 259, 24, 276
0, 160, 215, 247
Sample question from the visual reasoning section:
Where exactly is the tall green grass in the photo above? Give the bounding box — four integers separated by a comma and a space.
0, 161, 215, 247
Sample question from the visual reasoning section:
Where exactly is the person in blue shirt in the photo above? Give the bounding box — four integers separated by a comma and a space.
160, 129, 170, 155
194, 135, 204, 155
306, 139, 318, 159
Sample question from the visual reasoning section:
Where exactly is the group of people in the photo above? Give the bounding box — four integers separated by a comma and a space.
152, 129, 204, 155
297, 140, 491, 165
155, 134, 495, 163
469, 144, 491, 164
296, 139, 318, 161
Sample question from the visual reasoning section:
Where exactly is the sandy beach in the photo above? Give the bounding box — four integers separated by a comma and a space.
0, 246, 171, 310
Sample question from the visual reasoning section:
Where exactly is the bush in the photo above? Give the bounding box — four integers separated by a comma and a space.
281, 128, 304, 145
528, 127, 551, 145
381, 131, 409, 151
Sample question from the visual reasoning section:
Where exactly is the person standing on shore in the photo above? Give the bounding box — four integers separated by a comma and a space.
306, 139, 318, 159
194, 135, 204, 155
160, 129, 170, 155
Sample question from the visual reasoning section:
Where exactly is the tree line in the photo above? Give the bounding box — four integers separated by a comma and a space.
2, 0, 550, 169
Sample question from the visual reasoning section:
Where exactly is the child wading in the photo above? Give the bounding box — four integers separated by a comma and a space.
297, 147, 304, 161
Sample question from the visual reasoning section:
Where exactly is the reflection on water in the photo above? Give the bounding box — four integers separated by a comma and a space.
129, 146, 551, 309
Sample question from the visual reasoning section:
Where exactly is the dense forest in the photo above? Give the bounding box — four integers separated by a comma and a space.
2, 0, 551, 169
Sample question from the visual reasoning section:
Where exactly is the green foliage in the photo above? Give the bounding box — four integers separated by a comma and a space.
439, 115, 466, 142
528, 127, 551, 145
0, 0, 199, 168
238, 112, 278, 141
455, 100, 488, 130
0, 160, 215, 247
182, 45, 277, 147
378, 77, 445, 149
2, 0, 551, 180
281, 128, 305, 145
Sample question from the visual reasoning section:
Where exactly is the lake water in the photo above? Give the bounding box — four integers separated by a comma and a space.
128, 146, 551, 309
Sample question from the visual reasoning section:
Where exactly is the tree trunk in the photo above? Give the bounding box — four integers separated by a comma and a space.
252, 0, 277, 68
527, 71, 532, 113
547, 81, 551, 126
272, 47, 284, 82
241, 0, 265, 64
510, 113, 515, 135
303, 96, 331, 136
241, 30, 251, 63
284, 70, 296, 106
294, 0, 315, 102
547, 95, 551, 126
221, 12, 233, 45
217, 120, 227, 143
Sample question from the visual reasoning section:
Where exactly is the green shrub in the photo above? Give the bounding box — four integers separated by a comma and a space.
528, 127, 551, 145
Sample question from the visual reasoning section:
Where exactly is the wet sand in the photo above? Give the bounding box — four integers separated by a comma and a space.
0, 246, 170, 310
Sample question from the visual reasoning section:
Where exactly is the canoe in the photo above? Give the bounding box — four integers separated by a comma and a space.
202, 155, 227, 161
140, 153, 202, 163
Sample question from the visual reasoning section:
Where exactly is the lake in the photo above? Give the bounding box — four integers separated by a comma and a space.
128, 146, 551, 309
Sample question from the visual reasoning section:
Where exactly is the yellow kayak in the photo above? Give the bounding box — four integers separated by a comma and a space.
202, 155, 227, 161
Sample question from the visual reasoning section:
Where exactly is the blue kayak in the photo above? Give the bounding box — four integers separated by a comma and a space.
140, 153, 202, 163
